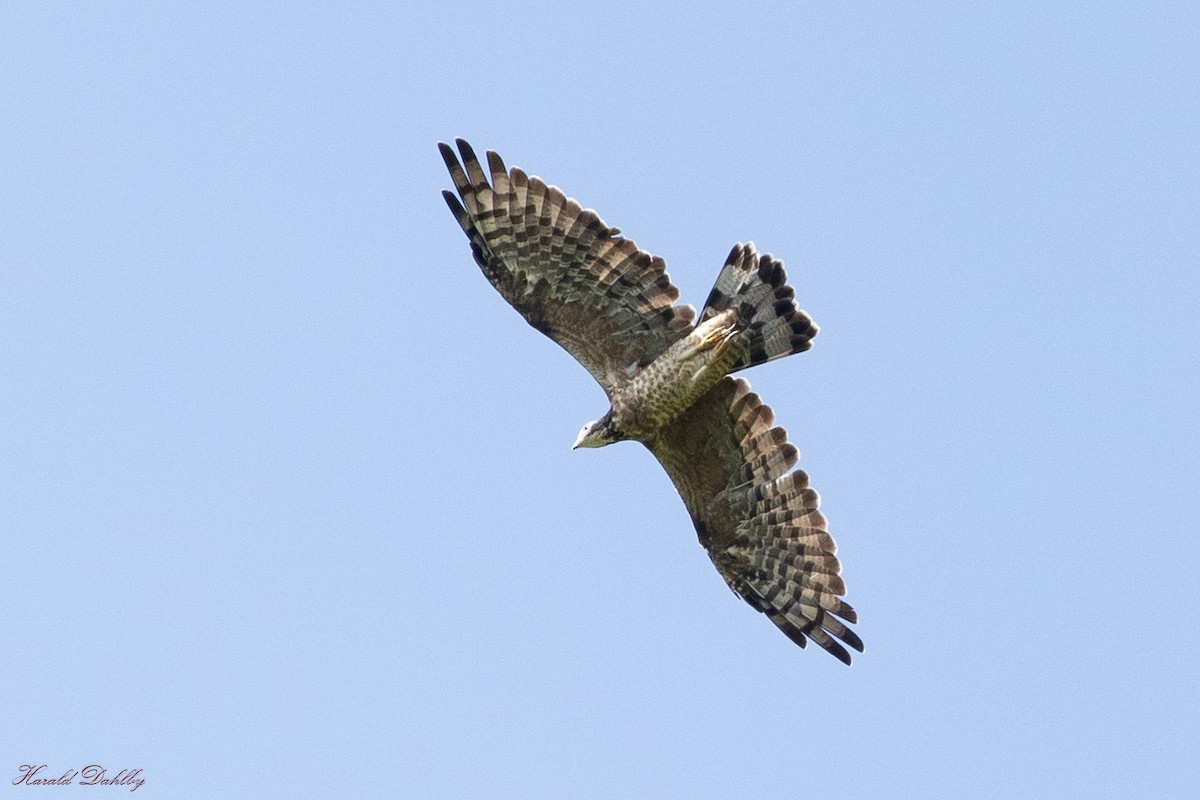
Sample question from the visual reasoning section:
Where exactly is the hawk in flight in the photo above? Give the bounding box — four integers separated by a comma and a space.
440, 139, 862, 663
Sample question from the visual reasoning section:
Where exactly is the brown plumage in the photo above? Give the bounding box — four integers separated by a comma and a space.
440, 139, 862, 664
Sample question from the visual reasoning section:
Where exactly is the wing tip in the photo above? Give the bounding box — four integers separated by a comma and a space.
825, 641, 853, 666
438, 140, 460, 171
486, 148, 507, 178
840, 627, 866, 655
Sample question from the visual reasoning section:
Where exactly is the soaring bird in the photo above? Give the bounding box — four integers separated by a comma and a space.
440, 139, 862, 663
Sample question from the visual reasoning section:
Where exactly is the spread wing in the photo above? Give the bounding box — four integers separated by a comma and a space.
647, 377, 863, 664
440, 139, 696, 395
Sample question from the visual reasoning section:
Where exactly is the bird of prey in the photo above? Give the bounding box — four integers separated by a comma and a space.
440, 139, 862, 664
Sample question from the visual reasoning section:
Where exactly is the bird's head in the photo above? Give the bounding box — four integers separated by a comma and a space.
572, 411, 621, 450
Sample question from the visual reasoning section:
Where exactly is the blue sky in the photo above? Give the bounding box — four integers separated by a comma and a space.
2, 2, 1197, 798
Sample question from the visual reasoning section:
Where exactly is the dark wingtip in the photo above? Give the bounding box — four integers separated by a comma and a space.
486, 149, 506, 177
438, 141, 460, 172
829, 641, 853, 666
840, 627, 865, 654
455, 137, 478, 162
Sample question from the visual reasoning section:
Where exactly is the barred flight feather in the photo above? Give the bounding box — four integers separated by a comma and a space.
441, 139, 862, 664
441, 140, 691, 393
651, 377, 862, 664
700, 243, 819, 371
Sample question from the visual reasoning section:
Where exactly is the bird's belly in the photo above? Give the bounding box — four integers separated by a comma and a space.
611, 320, 747, 440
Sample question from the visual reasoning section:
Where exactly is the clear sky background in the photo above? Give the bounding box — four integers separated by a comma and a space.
3, 2, 1197, 798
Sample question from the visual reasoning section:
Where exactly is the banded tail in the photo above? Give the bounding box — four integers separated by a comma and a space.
699, 243, 817, 372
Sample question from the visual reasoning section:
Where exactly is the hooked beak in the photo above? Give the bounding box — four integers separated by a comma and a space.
573, 418, 602, 450
573, 415, 613, 450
